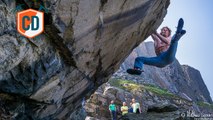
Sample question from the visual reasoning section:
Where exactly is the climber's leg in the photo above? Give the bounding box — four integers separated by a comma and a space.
127, 56, 165, 75
162, 18, 186, 63
172, 18, 186, 42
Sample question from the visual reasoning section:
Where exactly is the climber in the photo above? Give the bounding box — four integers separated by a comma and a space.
109, 100, 117, 120
121, 102, 129, 115
132, 98, 141, 114
127, 18, 186, 75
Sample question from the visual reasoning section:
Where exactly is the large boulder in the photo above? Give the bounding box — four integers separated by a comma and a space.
0, 0, 170, 119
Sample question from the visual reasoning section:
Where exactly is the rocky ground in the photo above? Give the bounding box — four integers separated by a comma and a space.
85, 77, 213, 120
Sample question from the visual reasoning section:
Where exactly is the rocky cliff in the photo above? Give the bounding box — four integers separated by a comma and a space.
85, 42, 213, 120
0, 0, 170, 119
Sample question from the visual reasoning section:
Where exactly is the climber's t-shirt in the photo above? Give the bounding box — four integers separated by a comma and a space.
132, 102, 140, 113
109, 104, 116, 111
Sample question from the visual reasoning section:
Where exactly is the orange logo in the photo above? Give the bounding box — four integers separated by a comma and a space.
17, 9, 44, 38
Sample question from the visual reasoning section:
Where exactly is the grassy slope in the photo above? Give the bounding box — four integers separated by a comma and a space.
108, 78, 176, 98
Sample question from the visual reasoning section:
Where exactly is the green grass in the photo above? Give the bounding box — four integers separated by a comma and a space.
108, 78, 176, 97
108, 78, 141, 91
143, 84, 176, 97
197, 101, 213, 110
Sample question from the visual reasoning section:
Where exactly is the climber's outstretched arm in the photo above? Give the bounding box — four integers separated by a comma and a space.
151, 34, 160, 41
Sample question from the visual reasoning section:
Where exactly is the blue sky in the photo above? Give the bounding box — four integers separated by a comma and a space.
147, 0, 213, 100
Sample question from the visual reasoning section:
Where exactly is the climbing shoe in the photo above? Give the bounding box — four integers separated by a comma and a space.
181, 30, 186, 35
173, 29, 186, 41
176, 18, 184, 34
127, 68, 143, 75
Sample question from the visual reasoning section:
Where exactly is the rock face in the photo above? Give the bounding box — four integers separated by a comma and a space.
85, 79, 193, 120
0, 0, 170, 119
